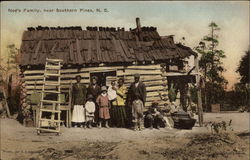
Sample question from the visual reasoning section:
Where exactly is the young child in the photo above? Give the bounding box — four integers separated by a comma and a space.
96, 86, 110, 128
85, 94, 96, 129
145, 101, 165, 129
132, 94, 144, 131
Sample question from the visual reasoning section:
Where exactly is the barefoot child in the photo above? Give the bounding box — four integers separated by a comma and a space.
132, 94, 144, 131
145, 101, 165, 129
85, 94, 96, 128
96, 86, 110, 128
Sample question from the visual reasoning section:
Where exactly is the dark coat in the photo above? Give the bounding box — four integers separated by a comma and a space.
72, 83, 87, 105
87, 84, 101, 100
128, 81, 146, 104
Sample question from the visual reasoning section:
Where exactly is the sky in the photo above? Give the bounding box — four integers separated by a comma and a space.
1, 1, 249, 89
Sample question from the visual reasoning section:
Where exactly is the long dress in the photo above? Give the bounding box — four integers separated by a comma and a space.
72, 83, 87, 123
111, 85, 127, 127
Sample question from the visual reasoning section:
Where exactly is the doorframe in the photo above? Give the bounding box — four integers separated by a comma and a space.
89, 69, 117, 86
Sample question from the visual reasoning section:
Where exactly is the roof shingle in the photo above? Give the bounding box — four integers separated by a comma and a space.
20, 27, 197, 66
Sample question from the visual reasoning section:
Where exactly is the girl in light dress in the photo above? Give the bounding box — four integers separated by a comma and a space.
85, 94, 96, 128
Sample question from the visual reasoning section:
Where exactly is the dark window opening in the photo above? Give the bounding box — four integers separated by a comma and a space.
90, 71, 116, 87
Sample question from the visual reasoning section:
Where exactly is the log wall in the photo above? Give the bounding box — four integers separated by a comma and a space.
23, 64, 169, 108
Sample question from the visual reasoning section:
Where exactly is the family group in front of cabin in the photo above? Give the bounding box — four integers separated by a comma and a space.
71, 73, 166, 131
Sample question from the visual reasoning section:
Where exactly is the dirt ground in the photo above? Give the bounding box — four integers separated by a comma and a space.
0, 112, 249, 160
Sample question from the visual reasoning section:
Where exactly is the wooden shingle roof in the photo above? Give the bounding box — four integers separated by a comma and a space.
19, 26, 197, 66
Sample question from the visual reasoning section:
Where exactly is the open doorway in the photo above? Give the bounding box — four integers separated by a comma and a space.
90, 70, 116, 87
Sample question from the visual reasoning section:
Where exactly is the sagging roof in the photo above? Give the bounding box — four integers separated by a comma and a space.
20, 23, 197, 66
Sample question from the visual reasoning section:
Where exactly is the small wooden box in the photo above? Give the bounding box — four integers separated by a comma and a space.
211, 104, 220, 113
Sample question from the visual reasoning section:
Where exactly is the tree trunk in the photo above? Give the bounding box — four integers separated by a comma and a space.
195, 56, 204, 126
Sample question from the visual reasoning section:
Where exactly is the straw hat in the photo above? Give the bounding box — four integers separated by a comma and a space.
101, 86, 107, 91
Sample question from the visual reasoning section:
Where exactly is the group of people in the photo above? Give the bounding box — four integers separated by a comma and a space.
71, 73, 166, 131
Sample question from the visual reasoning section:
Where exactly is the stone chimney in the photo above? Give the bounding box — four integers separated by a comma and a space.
136, 17, 141, 32
136, 17, 142, 41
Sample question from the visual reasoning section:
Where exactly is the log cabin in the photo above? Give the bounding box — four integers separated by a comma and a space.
19, 18, 201, 126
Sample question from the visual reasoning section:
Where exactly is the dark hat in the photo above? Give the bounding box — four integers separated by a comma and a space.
91, 76, 98, 80
87, 94, 94, 100
134, 73, 140, 78
152, 100, 159, 107
152, 100, 159, 105
118, 77, 125, 82
75, 75, 81, 79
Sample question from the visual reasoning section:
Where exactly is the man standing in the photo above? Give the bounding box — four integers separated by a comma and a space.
127, 73, 146, 127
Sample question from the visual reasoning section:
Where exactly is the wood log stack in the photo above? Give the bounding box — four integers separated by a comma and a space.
20, 74, 30, 116
159, 63, 169, 109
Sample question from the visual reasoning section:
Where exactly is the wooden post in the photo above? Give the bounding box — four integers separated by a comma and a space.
194, 56, 203, 126
68, 82, 72, 128
3, 88, 11, 118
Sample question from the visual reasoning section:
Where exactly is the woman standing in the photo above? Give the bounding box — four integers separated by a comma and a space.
111, 78, 127, 128
71, 75, 87, 128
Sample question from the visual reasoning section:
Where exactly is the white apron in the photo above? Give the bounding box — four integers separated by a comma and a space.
72, 105, 86, 123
